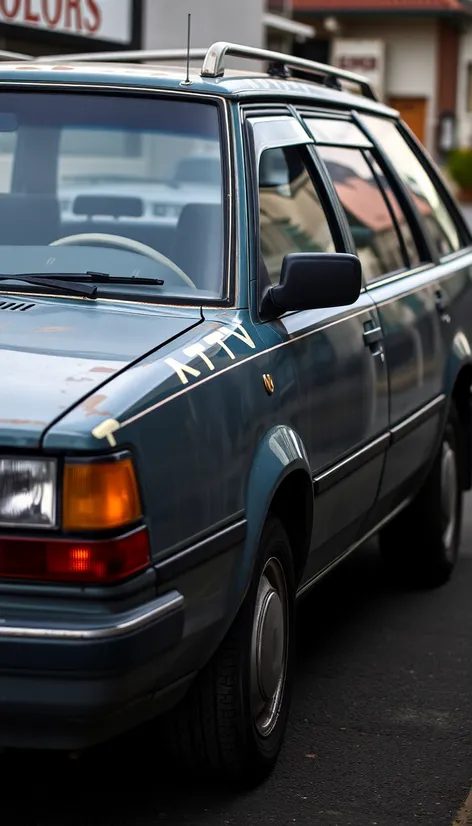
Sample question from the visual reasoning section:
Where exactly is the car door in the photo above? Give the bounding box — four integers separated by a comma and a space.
354, 114, 472, 517
247, 113, 389, 580
302, 113, 443, 524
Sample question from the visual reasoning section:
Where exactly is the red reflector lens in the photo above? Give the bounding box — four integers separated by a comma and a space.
0, 529, 150, 583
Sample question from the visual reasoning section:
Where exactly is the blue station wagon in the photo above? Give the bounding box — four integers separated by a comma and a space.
0, 41, 471, 787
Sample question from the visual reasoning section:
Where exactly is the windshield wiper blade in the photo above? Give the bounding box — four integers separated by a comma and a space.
0, 271, 165, 297
0, 274, 98, 298
85, 271, 164, 286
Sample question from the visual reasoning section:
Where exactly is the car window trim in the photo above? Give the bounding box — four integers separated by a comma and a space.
304, 143, 356, 257
312, 142, 415, 285
351, 110, 437, 265
302, 116, 373, 150
288, 105, 355, 255
244, 109, 351, 320
437, 244, 472, 264
365, 261, 434, 290
297, 109, 352, 120
397, 118, 472, 251
361, 147, 411, 272
294, 105, 430, 275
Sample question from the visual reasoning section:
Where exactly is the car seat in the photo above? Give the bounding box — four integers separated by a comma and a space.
172, 203, 223, 294
0, 194, 60, 245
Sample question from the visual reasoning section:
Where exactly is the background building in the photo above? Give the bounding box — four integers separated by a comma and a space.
293, 0, 472, 156
144, 0, 314, 68
0, 0, 142, 56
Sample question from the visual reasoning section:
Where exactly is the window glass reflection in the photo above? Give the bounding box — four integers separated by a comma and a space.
318, 146, 407, 282
360, 115, 462, 257
258, 146, 335, 285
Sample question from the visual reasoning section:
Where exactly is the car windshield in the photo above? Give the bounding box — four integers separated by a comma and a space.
0, 92, 225, 302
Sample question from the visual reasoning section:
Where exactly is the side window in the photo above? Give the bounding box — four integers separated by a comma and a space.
258, 145, 335, 285
317, 145, 412, 283
365, 151, 422, 270
360, 115, 463, 257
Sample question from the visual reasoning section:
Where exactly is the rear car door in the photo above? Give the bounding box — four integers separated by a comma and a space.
302, 113, 444, 521
247, 113, 389, 579
356, 114, 472, 517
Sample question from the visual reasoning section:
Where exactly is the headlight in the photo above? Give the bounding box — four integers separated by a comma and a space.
0, 458, 57, 529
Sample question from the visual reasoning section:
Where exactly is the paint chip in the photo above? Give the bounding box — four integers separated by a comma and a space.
82, 394, 113, 417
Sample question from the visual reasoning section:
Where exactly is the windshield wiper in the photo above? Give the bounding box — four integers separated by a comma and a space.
0, 271, 165, 299
0, 274, 98, 298
85, 271, 164, 286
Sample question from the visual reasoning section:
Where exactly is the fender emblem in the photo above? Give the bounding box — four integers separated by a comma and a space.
263, 374, 275, 395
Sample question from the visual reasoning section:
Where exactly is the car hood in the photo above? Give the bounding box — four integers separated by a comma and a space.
0, 294, 201, 448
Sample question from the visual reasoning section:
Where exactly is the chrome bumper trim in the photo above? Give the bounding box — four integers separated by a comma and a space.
0, 590, 184, 641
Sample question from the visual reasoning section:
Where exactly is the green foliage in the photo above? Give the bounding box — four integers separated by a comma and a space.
447, 148, 472, 190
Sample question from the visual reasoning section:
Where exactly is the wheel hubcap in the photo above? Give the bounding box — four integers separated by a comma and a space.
250, 557, 288, 737
441, 439, 457, 558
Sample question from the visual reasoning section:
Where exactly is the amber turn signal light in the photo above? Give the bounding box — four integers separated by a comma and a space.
63, 455, 142, 532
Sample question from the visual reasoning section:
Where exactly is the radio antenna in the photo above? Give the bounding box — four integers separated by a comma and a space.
183, 13, 192, 85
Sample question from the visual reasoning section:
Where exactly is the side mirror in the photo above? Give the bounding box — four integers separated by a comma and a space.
260, 252, 362, 320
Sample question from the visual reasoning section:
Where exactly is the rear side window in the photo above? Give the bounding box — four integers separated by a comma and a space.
258, 145, 335, 285
360, 115, 462, 257
365, 152, 422, 270
317, 145, 416, 282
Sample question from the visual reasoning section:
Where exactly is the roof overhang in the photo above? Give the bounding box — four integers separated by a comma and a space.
293, 0, 472, 15
263, 12, 316, 39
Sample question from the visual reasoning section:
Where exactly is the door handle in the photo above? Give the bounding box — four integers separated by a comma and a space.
363, 325, 383, 347
363, 322, 385, 361
435, 288, 451, 322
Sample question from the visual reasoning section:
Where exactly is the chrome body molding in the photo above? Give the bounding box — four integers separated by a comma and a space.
0, 591, 184, 641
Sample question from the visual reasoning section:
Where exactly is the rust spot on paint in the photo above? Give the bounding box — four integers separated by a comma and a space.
90, 366, 116, 374
36, 326, 72, 333
0, 419, 47, 426
81, 394, 113, 418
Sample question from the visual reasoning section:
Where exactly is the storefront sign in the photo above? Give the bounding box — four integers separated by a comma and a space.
0, 0, 133, 44
331, 39, 385, 101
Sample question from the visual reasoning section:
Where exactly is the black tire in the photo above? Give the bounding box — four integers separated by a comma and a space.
379, 402, 463, 588
166, 516, 296, 787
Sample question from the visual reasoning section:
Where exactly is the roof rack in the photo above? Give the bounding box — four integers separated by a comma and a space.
35, 48, 208, 64
201, 42, 377, 100
35, 40, 376, 101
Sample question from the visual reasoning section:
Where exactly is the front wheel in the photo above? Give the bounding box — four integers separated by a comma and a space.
379, 403, 463, 588
167, 516, 295, 787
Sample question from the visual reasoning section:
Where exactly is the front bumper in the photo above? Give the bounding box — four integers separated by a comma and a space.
0, 589, 187, 750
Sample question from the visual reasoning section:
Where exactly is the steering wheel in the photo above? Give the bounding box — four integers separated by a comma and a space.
49, 232, 196, 289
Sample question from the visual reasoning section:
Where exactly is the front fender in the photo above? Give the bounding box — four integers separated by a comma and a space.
226, 425, 312, 622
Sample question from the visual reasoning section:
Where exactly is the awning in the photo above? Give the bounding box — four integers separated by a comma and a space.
263, 12, 316, 39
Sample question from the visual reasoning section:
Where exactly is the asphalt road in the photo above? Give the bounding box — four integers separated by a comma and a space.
2, 505, 472, 826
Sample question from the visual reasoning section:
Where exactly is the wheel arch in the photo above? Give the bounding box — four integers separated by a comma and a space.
237, 426, 314, 600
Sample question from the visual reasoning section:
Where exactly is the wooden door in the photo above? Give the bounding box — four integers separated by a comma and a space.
388, 97, 427, 145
